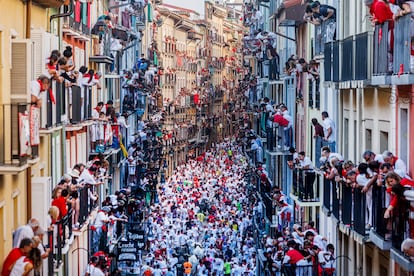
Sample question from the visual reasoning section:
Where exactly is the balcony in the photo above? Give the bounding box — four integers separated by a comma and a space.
323, 32, 373, 84
389, 194, 414, 271
291, 169, 320, 204
369, 185, 392, 250
391, 14, 414, 85
62, 17, 91, 39
276, 0, 306, 27
33, 0, 66, 8
263, 123, 294, 154
323, 178, 368, 238
0, 103, 30, 171
371, 15, 414, 85
324, 41, 340, 82
47, 207, 73, 271
90, 27, 114, 64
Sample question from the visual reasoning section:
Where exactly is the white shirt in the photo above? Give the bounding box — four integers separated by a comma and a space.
13, 225, 34, 248
323, 117, 336, 143
318, 251, 335, 269
299, 157, 314, 171
30, 80, 44, 99
94, 211, 108, 228
394, 158, 408, 178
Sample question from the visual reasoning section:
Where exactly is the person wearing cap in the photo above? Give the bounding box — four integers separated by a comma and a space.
12, 218, 40, 249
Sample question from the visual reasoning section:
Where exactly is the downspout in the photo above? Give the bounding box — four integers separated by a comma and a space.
49, 0, 74, 33
26, 0, 32, 39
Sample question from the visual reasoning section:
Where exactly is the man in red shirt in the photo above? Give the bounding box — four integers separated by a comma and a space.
52, 189, 69, 220
1, 238, 33, 276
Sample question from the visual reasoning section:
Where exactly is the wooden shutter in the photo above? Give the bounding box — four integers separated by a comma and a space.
11, 40, 32, 103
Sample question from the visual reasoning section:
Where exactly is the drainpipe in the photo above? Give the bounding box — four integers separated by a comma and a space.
49, 0, 74, 33
26, 0, 32, 39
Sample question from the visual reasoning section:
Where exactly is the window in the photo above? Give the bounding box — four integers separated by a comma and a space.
380, 131, 388, 153
354, 120, 357, 161
13, 194, 19, 230
400, 108, 409, 167
315, 79, 320, 109
365, 129, 372, 151
344, 118, 349, 160
308, 80, 313, 108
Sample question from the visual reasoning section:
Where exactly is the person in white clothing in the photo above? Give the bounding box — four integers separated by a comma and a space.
30, 75, 50, 108
13, 218, 40, 249
10, 248, 42, 276
383, 151, 408, 178
321, 111, 336, 152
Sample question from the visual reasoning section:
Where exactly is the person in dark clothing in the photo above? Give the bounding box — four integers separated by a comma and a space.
312, 118, 324, 167
311, 118, 324, 138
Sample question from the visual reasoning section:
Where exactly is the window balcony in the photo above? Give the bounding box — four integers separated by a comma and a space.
369, 185, 392, 250
323, 32, 372, 84
323, 178, 368, 238
0, 103, 30, 171
47, 207, 73, 271
391, 14, 414, 85
291, 169, 320, 204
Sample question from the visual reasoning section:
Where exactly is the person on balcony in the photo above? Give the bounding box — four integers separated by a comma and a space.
91, 102, 107, 152
52, 189, 69, 221
298, 151, 316, 201
1, 238, 33, 276
91, 206, 110, 253
401, 238, 414, 260
318, 243, 335, 276
279, 104, 293, 150
311, 118, 324, 167
355, 163, 378, 230
321, 111, 336, 152
366, 0, 395, 72
266, 44, 280, 81
30, 75, 50, 108
12, 219, 40, 249
382, 150, 408, 178
310, 1, 337, 41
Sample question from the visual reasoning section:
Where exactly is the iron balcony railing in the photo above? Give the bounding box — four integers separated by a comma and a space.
373, 21, 390, 75
292, 168, 320, 202
323, 177, 367, 236
47, 206, 73, 274
392, 14, 412, 74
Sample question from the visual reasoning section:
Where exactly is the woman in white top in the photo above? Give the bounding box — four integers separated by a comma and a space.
10, 248, 42, 276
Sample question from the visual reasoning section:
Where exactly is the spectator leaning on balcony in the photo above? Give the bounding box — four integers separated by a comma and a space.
366, 0, 394, 71
382, 150, 408, 178
1, 238, 34, 276
30, 75, 50, 108
52, 188, 69, 221
355, 163, 378, 229
12, 218, 40, 249
321, 111, 336, 152
310, 1, 337, 41
401, 238, 414, 260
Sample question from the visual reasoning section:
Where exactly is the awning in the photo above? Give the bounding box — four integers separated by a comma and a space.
276, 0, 307, 26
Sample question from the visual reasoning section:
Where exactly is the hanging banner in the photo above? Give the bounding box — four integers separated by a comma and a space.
30, 105, 40, 146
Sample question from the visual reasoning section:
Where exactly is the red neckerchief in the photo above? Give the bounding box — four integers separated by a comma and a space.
37, 80, 45, 91
38, 80, 55, 104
